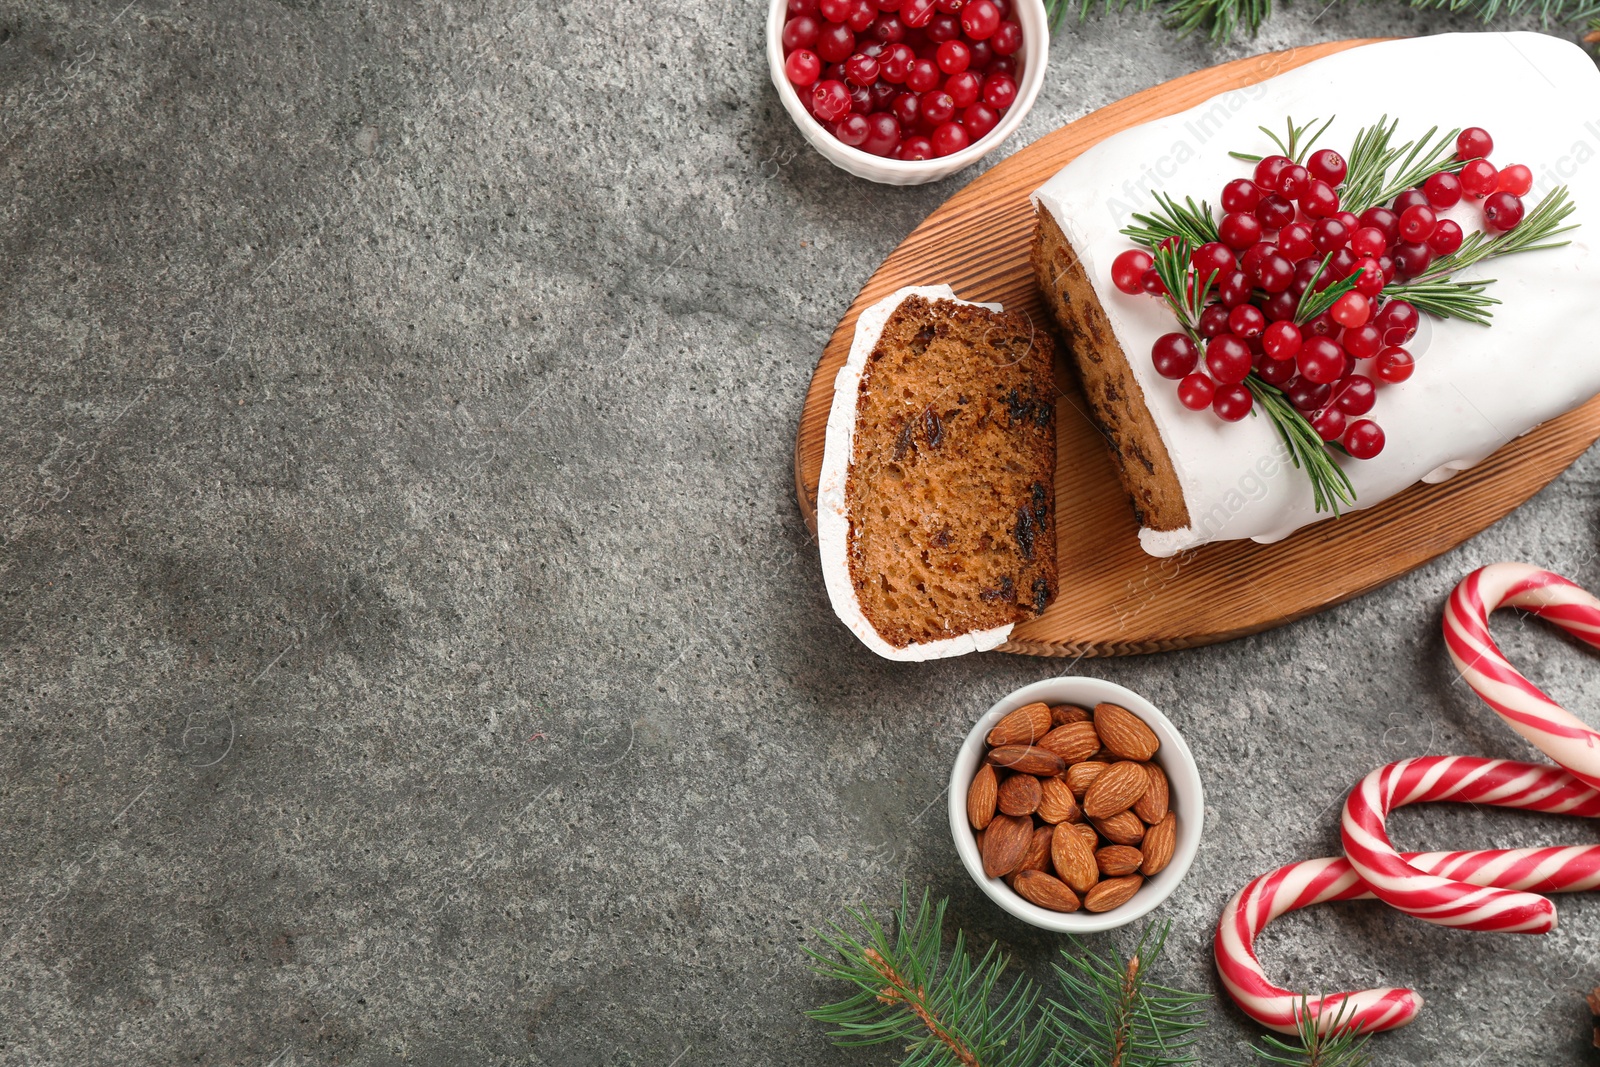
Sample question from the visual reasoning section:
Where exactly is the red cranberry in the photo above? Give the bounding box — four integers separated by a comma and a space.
1344, 419, 1386, 459
846, 82, 872, 113
847, 0, 879, 30
926, 12, 960, 40
1391, 242, 1432, 277
1111, 249, 1153, 295
1423, 171, 1462, 209
1255, 252, 1294, 294
962, 103, 998, 139
1349, 226, 1387, 258
1140, 268, 1165, 295
896, 135, 934, 160
1297, 336, 1345, 384
1198, 303, 1232, 338
1343, 323, 1382, 359
844, 52, 881, 85
816, 21, 856, 61
880, 42, 914, 81
1392, 188, 1429, 216
1456, 126, 1494, 160
1241, 241, 1278, 279
1287, 376, 1332, 412
861, 112, 902, 155
1498, 163, 1533, 196
1300, 180, 1340, 219
1218, 211, 1262, 250
1228, 304, 1266, 339
1262, 320, 1302, 361
965, 38, 993, 69
1332, 374, 1376, 416
1358, 206, 1399, 244
1375, 300, 1419, 345
1397, 205, 1436, 243
1374, 346, 1414, 383
1311, 218, 1349, 254
1427, 219, 1463, 256
1191, 241, 1237, 277
1482, 191, 1525, 232
1460, 159, 1499, 198
1330, 291, 1370, 328
785, 48, 822, 86
812, 79, 851, 120
869, 80, 897, 111
1310, 405, 1347, 442
1308, 148, 1347, 185
1221, 179, 1261, 213
981, 72, 1016, 109
934, 0, 964, 10
1254, 154, 1292, 191
1262, 290, 1299, 322
1217, 270, 1251, 308
784, 15, 822, 49
1151, 333, 1200, 379
930, 120, 969, 156
945, 71, 980, 106
1257, 353, 1296, 386
1327, 247, 1358, 279
961, 0, 1001, 37
869, 14, 907, 41
1255, 193, 1296, 230
901, 0, 936, 25
1278, 164, 1311, 199
986, 55, 1015, 78
790, 0, 819, 13
935, 39, 970, 72
834, 113, 871, 146
1213, 384, 1253, 421
820, 0, 854, 18
1277, 223, 1315, 262
904, 56, 939, 90
1177, 372, 1215, 411
890, 91, 919, 127
920, 89, 956, 125
1351, 258, 1384, 297
989, 20, 1022, 54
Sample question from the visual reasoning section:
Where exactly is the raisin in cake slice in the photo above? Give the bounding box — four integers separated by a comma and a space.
818, 285, 1057, 661
1032, 32, 1600, 558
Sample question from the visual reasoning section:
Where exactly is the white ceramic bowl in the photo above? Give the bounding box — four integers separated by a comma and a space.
766, 0, 1049, 185
948, 677, 1204, 932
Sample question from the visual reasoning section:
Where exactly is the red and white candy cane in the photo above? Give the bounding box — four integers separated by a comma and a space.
1444, 562, 1600, 789
1216, 844, 1600, 1034
1342, 756, 1600, 933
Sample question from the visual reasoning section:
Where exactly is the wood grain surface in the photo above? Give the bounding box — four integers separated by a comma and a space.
794, 38, 1600, 657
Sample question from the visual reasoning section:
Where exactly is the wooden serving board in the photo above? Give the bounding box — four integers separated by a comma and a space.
794, 38, 1600, 657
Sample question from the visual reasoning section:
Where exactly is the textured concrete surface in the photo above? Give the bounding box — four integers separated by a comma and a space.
4, 2, 1600, 1064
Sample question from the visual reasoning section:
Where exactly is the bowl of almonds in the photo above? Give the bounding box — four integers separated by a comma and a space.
947, 677, 1203, 932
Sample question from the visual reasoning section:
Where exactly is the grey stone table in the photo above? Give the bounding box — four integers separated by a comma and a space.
4, 2, 1600, 1064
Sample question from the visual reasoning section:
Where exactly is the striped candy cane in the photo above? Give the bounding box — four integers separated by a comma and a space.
1216, 845, 1600, 1034
1342, 756, 1600, 933
1444, 563, 1600, 789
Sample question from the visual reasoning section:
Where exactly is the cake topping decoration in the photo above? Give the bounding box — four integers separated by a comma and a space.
1110, 115, 1581, 513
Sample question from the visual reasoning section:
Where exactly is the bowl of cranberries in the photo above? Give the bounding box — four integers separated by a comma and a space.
768, 0, 1048, 185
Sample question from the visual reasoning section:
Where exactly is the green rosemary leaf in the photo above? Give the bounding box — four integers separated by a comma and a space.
1121, 192, 1220, 252
1410, 185, 1578, 283
1382, 277, 1500, 325
1246, 378, 1355, 515
1293, 256, 1361, 325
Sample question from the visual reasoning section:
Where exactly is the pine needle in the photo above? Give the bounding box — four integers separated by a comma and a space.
1251, 999, 1376, 1067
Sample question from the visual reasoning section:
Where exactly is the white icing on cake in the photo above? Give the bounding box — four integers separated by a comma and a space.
1033, 32, 1600, 557
818, 285, 1014, 661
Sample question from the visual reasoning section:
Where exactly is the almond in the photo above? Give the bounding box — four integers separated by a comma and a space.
1084, 874, 1144, 913
1133, 762, 1170, 825
1017, 824, 1054, 875
1038, 722, 1100, 764
967, 764, 999, 831
1036, 776, 1082, 825
1012, 869, 1081, 913
997, 773, 1042, 816
1050, 703, 1092, 726
1067, 821, 1099, 848
1092, 809, 1146, 846
987, 702, 1053, 747
1140, 811, 1177, 876
1093, 703, 1160, 762
1065, 761, 1109, 799
986, 745, 1067, 777
1082, 761, 1150, 820
981, 813, 1033, 879
1096, 844, 1144, 877
1049, 818, 1099, 893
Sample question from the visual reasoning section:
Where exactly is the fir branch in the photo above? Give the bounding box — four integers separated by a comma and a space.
1339, 118, 1461, 216
1245, 378, 1356, 515
1044, 922, 1209, 1067
805, 886, 1051, 1067
1251, 999, 1375, 1067
1121, 193, 1219, 252
1293, 256, 1360, 324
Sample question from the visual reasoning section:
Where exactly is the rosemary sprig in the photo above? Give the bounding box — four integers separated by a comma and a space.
1122, 192, 1220, 252
1380, 277, 1499, 325
1293, 256, 1361, 324
1246, 377, 1356, 515
1151, 241, 1216, 336
1251, 998, 1375, 1067
1228, 115, 1336, 165
1339, 117, 1462, 215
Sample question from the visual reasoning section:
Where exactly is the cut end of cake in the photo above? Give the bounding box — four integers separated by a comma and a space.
1031, 203, 1190, 533
826, 291, 1058, 655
